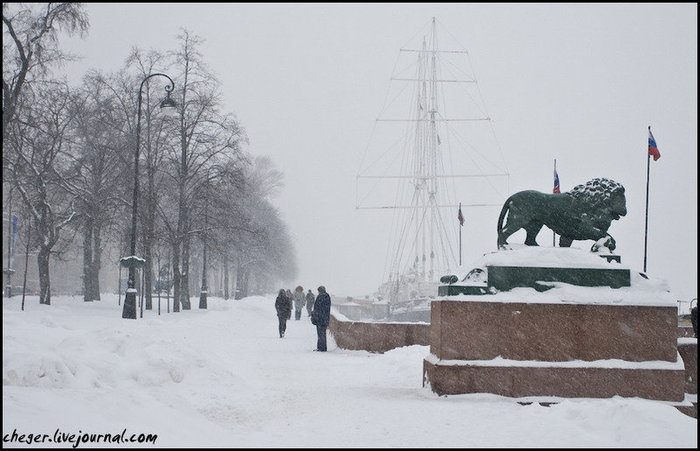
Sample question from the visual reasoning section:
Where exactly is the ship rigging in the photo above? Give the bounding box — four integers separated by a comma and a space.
356, 17, 510, 307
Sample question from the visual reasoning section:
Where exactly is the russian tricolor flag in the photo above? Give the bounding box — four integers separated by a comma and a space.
648, 127, 661, 161
553, 167, 560, 194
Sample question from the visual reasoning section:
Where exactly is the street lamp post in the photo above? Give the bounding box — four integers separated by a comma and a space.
122, 73, 177, 319
199, 199, 208, 309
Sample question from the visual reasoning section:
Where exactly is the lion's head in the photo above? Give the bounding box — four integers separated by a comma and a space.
565, 178, 627, 222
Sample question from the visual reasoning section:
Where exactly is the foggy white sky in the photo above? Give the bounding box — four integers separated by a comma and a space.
58, 3, 697, 300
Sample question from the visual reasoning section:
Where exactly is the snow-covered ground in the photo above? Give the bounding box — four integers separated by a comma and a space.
3, 293, 697, 448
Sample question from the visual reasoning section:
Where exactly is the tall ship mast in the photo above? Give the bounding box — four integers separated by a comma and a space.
356, 18, 509, 309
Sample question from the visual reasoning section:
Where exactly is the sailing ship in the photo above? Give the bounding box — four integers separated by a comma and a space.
356, 18, 509, 313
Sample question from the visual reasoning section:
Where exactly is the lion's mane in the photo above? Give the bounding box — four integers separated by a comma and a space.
565, 177, 625, 210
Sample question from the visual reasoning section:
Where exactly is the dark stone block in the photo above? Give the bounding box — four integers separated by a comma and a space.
599, 254, 621, 263
487, 265, 630, 291
437, 285, 489, 296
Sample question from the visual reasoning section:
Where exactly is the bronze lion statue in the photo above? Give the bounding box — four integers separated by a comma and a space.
497, 178, 626, 251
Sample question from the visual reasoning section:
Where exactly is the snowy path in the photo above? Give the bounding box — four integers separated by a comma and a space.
3, 294, 696, 448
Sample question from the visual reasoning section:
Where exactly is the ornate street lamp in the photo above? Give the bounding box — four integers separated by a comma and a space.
122, 73, 177, 319
199, 199, 208, 309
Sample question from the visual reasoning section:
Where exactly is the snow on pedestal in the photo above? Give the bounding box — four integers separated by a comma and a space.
446, 245, 675, 307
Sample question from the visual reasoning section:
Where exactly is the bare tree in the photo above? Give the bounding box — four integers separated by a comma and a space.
188, 158, 249, 302
3, 11, 302, 307
2, 2, 89, 137
66, 71, 131, 301
5, 82, 80, 304
230, 156, 297, 297
165, 29, 246, 310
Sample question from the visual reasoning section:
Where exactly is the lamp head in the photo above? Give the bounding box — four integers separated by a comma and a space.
159, 93, 178, 117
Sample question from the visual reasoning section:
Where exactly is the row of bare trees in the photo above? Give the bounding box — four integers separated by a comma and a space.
3, 3, 298, 308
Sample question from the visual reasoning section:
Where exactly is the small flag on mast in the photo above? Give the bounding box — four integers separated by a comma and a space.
648, 127, 661, 161
457, 204, 464, 226
553, 162, 560, 194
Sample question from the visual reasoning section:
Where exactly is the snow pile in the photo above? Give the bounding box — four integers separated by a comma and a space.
475, 245, 628, 269
2, 294, 696, 448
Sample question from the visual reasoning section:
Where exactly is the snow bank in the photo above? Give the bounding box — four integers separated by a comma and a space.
2, 294, 696, 448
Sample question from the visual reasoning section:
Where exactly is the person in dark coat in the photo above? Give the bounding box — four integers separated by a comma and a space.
275, 289, 292, 338
311, 285, 331, 351
691, 298, 698, 338
305, 289, 315, 316
285, 289, 293, 320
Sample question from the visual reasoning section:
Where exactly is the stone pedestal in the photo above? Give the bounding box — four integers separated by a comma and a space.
423, 300, 686, 401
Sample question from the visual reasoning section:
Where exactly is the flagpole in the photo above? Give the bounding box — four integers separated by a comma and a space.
459, 202, 462, 266
552, 159, 556, 247
643, 132, 651, 273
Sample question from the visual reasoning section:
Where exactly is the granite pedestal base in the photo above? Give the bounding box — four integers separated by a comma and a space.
424, 355, 685, 401
423, 299, 686, 402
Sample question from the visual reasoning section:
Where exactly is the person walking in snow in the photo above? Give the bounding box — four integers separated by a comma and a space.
293, 286, 305, 320
691, 298, 698, 338
275, 289, 292, 338
285, 289, 293, 320
305, 289, 315, 316
311, 285, 331, 351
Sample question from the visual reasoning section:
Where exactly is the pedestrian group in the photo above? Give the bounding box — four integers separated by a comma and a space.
274, 284, 332, 351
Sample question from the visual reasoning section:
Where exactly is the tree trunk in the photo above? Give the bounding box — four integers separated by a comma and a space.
143, 242, 153, 310
82, 218, 102, 302
223, 255, 229, 300
180, 233, 191, 309
236, 264, 249, 300
92, 223, 102, 301
82, 221, 94, 301
143, 168, 156, 310
38, 246, 51, 305
172, 242, 181, 312
176, 82, 190, 311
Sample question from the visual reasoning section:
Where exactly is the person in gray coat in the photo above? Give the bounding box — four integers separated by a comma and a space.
293, 286, 305, 320
305, 289, 315, 316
